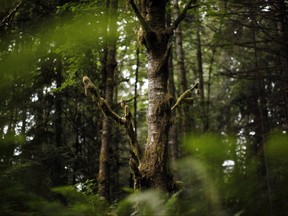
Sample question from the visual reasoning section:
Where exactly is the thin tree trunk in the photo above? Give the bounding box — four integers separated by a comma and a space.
53, 57, 65, 186
276, 0, 288, 122
55, 58, 62, 150
134, 46, 140, 136
251, 14, 273, 215
97, 0, 118, 201
168, 48, 179, 161
173, 0, 191, 136
73, 106, 80, 185
173, 0, 187, 93
167, 4, 179, 161
196, 11, 207, 132
206, 2, 225, 132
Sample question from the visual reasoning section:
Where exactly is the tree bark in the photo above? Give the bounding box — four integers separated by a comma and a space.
134, 46, 140, 136
97, 0, 118, 200
53, 57, 66, 186
129, 0, 196, 191
173, 0, 192, 137
196, 11, 207, 132
167, 3, 179, 161
138, 0, 170, 191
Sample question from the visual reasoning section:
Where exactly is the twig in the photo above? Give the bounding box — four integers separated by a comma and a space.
171, 83, 199, 111
118, 95, 138, 105
168, 0, 199, 33
0, 0, 23, 28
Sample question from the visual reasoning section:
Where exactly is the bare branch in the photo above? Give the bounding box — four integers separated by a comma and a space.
129, 0, 152, 32
0, 0, 23, 29
118, 95, 138, 105
169, 0, 199, 33
171, 83, 199, 111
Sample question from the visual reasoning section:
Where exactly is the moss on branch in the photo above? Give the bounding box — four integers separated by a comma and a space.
82, 76, 142, 163
171, 83, 199, 111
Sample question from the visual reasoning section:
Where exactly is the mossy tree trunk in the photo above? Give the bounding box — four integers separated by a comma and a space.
131, 0, 196, 191
135, 0, 172, 191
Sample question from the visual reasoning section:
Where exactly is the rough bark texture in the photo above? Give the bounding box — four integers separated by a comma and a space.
135, 0, 172, 191
129, 0, 196, 191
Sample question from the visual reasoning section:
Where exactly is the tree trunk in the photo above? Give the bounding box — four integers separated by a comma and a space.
136, 0, 172, 191
276, 0, 288, 122
196, 11, 207, 132
134, 46, 140, 136
173, 0, 191, 136
128, 0, 196, 191
167, 4, 179, 161
98, 0, 118, 200
53, 57, 65, 186
251, 14, 273, 215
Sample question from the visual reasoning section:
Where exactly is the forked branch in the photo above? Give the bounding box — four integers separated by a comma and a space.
154, 39, 173, 74
129, 0, 152, 32
83, 76, 124, 124
168, 0, 199, 33
83, 76, 142, 162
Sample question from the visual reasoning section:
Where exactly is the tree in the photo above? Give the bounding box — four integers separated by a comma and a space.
84, 0, 199, 192
132, 0, 199, 191
173, 0, 191, 138
97, 0, 118, 201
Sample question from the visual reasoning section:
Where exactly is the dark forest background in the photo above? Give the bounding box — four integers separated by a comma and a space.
0, 0, 288, 215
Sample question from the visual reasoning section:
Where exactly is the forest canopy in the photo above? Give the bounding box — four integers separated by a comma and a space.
0, 0, 288, 216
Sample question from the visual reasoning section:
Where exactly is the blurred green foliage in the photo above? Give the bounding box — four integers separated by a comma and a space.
0, 163, 108, 216
1, 0, 288, 216
115, 133, 288, 216
1, 128, 288, 216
